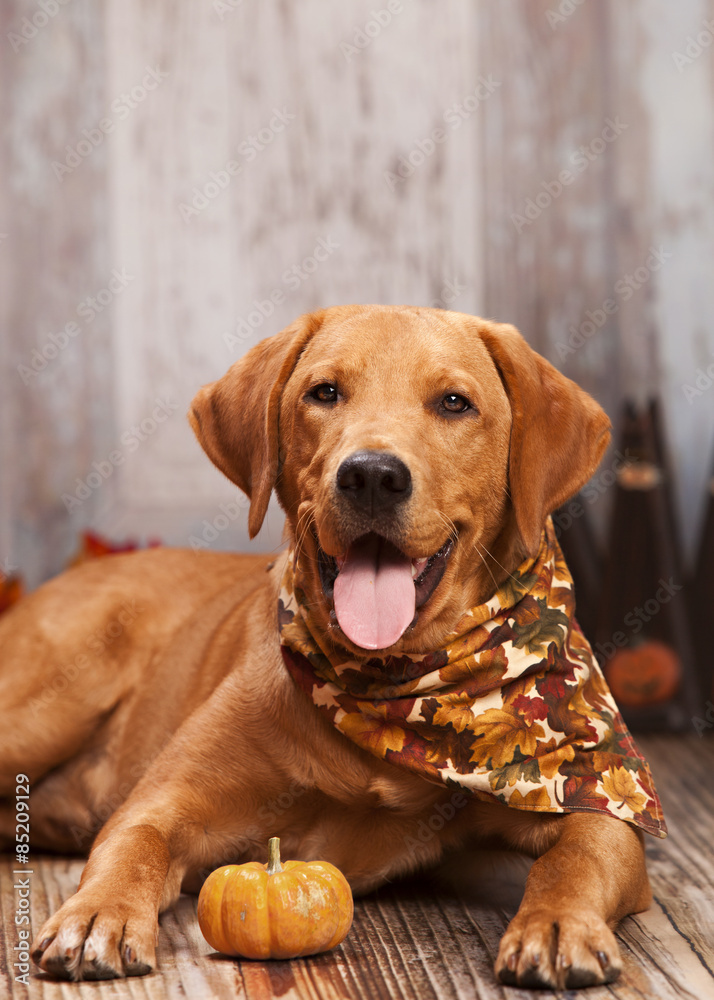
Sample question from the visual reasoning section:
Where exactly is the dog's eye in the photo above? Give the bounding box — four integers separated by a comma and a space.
309, 382, 339, 403
441, 393, 471, 414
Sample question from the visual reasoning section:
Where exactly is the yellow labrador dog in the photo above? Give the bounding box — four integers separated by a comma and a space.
0, 306, 662, 989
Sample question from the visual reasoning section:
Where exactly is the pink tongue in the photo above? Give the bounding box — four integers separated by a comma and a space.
333, 535, 416, 650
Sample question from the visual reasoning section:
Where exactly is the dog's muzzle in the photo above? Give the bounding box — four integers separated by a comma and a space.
313, 450, 453, 650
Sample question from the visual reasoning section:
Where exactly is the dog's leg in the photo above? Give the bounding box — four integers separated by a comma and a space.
29, 678, 286, 980
30, 781, 253, 980
32, 821, 174, 979
494, 812, 651, 989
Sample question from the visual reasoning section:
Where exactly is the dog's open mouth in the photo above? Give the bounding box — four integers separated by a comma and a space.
318, 533, 453, 650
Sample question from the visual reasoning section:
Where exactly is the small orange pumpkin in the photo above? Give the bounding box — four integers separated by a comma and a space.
197, 837, 353, 960
605, 640, 681, 707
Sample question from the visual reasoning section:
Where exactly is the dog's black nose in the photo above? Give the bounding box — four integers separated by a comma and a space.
336, 450, 412, 513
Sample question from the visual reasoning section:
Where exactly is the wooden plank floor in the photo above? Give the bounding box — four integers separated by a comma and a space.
2, 735, 713, 999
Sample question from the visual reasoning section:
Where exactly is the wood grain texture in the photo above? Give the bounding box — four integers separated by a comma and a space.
1, 0, 114, 589
607, 0, 714, 564
0, 0, 13, 580
2, 0, 714, 574
477, 0, 624, 548
1, 736, 712, 999
478, 0, 714, 557
478, 0, 616, 398
101, 0, 482, 555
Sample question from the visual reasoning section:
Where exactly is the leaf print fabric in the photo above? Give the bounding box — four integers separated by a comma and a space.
278, 519, 666, 838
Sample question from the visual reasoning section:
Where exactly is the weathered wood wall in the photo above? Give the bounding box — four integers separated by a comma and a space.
1, 0, 713, 586
1, 0, 113, 587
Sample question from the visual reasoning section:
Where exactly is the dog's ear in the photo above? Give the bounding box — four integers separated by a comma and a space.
478, 321, 611, 556
189, 311, 324, 538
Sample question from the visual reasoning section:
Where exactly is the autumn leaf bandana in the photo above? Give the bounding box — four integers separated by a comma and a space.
278, 519, 666, 838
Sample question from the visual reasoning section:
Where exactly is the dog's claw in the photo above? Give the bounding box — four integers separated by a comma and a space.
32, 936, 53, 963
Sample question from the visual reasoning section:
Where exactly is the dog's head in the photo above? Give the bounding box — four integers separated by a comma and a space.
190, 306, 610, 656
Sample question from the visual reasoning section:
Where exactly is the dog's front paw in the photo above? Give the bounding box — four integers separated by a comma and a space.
32, 891, 157, 980
495, 907, 622, 989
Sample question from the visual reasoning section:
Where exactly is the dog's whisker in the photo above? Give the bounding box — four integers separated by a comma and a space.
294, 514, 309, 555
294, 505, 311, 537
473, 536, 523, 588
472, 537, 526, 599
434, 510, 459, 545
294, 505, 317, 561
471, 537, 501, 593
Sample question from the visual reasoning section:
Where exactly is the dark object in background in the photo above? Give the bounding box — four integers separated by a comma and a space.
596, 399, 700, 731
553, 496, 602, 640
690, 450, 714, 707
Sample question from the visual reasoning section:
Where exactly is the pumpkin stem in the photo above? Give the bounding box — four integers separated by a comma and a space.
267, 837, 283, 875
